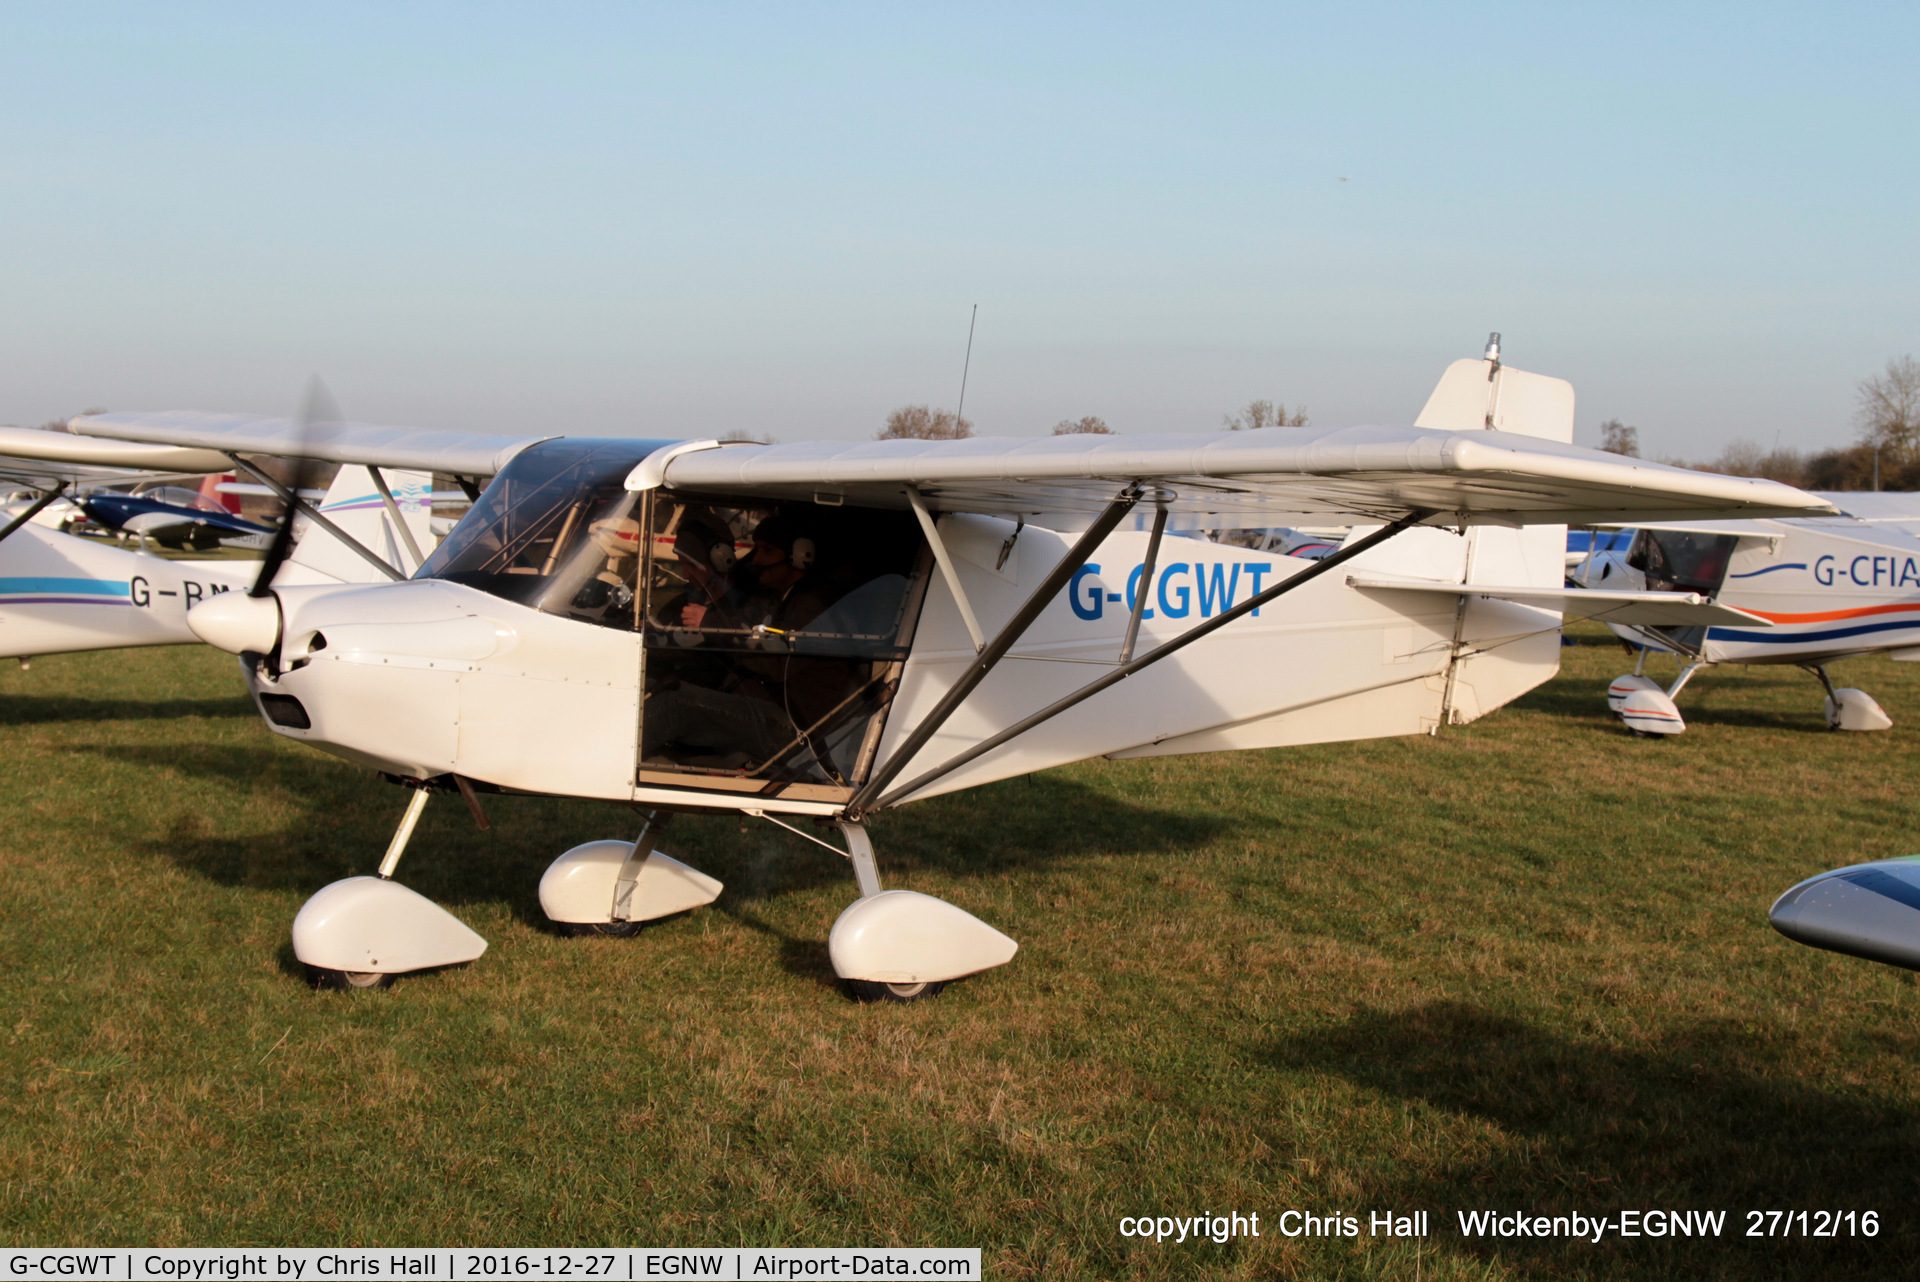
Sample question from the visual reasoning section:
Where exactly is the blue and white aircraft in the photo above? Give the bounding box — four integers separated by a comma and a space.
1575, 493, 1920, 734
0, 426, 434, 662
80, 485, 271, 550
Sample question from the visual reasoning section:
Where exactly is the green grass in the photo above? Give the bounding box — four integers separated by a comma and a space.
3, 634, 1919, 1279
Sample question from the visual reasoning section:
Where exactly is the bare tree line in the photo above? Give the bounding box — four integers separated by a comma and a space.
875, 398, 1304, 440
1597, 356, 1920, 490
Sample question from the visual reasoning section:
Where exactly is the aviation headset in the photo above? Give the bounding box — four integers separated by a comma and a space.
752, 517, 816, 571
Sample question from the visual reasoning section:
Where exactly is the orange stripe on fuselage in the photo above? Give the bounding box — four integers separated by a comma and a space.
1743, 601, 1920, 625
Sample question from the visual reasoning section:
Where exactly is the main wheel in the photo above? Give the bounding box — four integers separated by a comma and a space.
307, 966, 395, 991
846, 979, 948, 1004
555, 920, 647, 938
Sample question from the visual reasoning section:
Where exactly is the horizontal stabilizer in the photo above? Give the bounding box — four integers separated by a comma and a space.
1346, 572, 1772, 627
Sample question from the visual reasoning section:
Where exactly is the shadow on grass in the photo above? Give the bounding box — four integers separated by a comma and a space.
1267, 1000, 1920, 1278
79, 742, 1228, 929
0, 693, 251, 724
1514, 669, 1834, 733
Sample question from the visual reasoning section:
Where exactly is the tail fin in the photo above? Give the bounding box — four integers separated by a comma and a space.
290, 465, 434, 582
1414, 352, 1574, 443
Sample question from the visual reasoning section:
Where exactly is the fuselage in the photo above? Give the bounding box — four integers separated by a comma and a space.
1582, 509, 1920, 665
211, 436, 1571, 816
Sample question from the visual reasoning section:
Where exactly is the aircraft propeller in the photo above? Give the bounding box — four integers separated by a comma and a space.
248, 378, 335, 598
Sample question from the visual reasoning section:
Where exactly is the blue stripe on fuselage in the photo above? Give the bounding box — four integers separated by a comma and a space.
1709, 618, 1920, 645
0, 577, 128, 598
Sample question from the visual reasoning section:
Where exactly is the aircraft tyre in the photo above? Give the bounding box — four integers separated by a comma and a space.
307, 965, 395, 991
555, 919, 647, 938
845, 979, 948, 1004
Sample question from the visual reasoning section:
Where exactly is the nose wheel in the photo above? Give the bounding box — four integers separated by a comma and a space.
846, 979, 948, 1004
308, 967, 395, 991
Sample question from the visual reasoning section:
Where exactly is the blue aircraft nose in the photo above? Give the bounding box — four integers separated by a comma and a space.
1770, 857, 1920, 971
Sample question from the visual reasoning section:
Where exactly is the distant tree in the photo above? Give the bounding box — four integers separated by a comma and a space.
718, 429, 776, 445
1598, 418, 1639, 457
1052, 415, 1112, 435
1223, 399, 1307, 431
880, 405, 973, 440
1856, 356, 1920, 458
1703, 440, 1809, 486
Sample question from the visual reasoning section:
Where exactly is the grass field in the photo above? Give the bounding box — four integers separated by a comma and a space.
2, 634, 1918, 1279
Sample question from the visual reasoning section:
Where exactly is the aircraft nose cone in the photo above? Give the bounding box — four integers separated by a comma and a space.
189, 590, 281, 654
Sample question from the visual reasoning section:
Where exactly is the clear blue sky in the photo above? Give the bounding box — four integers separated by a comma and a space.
3, 2, 1915, 458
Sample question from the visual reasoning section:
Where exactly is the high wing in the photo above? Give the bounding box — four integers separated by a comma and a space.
0, 424, 234, 490
66, 412, 551, 478
654, 427, 1835, 527
55, 414, 1834, 526
1346, 572, 1771, 627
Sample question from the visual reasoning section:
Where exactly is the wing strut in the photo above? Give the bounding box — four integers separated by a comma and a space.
860, 512, 1422, 814
368, 465, 427, 572
0, 481, 68, 546
226, 454, 406, 582
906, 485, 986, 651
845, 486, 1144, 816
1118, 506, 1168, 664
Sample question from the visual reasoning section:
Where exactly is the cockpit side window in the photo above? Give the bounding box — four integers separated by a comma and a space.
638, 495, 929, 794
1627, 530, 1739, 595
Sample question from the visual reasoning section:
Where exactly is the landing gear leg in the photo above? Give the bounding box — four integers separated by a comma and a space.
1667, 661, 1706, 699
378, 787, 431, 879
1804, 664, 1892, 731
1805, 663, 1838, 702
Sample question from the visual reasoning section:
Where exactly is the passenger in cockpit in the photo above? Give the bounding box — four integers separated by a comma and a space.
650, 520, 743, 638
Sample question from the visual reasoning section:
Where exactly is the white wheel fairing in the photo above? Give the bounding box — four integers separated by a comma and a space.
291, 876, 487, 975
538, 841, 723, 924
1825, 688, 1892, 732
828, 890, 1017, 985
1619, 687, 1685, 735
1606, 673, 1663, 713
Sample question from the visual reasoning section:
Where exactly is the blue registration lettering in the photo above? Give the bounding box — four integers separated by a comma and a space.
1875, 556, 1889, 586
1242, 562, 1271, 615
1815, 555, 1835, 586
1070, 564, 1103, 620
1904, 558, 1920, 588
1194, 563, 1240, 617
1158, 563, 1191, 618
1852, 555, 1871, 586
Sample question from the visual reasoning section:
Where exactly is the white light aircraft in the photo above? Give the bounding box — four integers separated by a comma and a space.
1575, 492, 1920, 734
0, 424, 434, 662
63, 347, 1830, 999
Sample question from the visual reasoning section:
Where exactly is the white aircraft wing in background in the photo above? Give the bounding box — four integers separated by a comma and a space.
67, 411, 552, 479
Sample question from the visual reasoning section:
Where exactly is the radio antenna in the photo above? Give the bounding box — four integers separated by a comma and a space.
954, 304, 978, 432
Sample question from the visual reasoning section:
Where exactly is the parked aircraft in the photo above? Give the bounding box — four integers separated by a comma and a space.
63, 348, 1830, 999
0, 426, 434, 661
80, 485, 271, 550
1574, 493, 1920, 734
1770, 856, 1920, 973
